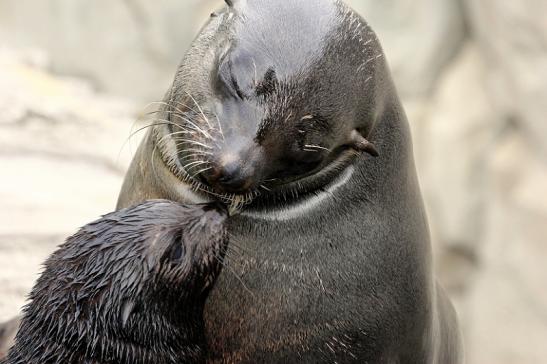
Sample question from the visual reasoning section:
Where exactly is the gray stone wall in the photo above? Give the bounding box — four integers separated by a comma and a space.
1, 1, 546, 362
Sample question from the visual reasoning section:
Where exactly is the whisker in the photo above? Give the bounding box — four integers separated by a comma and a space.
169, 130, 210, 141
164, 114, 214, 141
191, 167, 212, 179
168, 129, 199, 137
153, 101, 223, 149
174, 147, 213, 156
118, 120, 184, 162
146, 111, 214, 142
184, 90, 212, 128
166, 99, 199, 115
304, 144, 331, 152
175, 139, 213, 150
183, 160, 209, 171
152, 100, 192, 118
213, 255, 255, 298
145, 114, 212, 140
177, 154, 211, 164
214, 113, 226, 143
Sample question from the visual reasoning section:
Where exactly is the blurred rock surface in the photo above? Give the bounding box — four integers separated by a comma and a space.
0, 1, 546, 362
0, 48, 140, 319
0, 0, 220, 101
351, 0, 467, 97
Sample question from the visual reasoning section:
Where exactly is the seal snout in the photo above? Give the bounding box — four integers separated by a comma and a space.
200, 150, 261, 194
206, 159, 253, 193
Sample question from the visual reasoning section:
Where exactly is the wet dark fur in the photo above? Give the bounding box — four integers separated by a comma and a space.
118, 0, 462, 363
2, 200, 227, 364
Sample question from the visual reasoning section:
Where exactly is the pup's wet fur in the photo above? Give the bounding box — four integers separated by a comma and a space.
2, 200, 228, 364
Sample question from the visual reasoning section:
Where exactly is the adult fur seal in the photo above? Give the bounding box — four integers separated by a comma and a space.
118, 0, 462, 363
2, 200, 228, 364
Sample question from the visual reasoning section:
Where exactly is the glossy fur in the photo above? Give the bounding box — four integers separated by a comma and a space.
2, 200, 228, 364
118, 0, 462, 363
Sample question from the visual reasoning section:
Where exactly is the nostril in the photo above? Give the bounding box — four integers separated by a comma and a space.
201, 161, 253, 193
219, 172, 247, 189
219, 175, 231, 183
226, 180, 248, 191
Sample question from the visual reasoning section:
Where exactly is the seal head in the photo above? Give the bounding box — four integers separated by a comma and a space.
4, 200, 228, 364
150, 0, 383, 209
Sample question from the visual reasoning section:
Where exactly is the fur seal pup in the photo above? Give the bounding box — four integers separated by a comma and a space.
2, 200, 228, 364
118, 0, 462, 362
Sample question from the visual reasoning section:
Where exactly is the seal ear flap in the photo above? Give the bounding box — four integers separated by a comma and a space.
350, 130, 379, 157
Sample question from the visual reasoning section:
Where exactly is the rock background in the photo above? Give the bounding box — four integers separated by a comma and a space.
0, 1, 545, 362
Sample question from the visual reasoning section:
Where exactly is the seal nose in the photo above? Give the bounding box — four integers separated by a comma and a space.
218, 162, 252, 190
202, 155, 254, 193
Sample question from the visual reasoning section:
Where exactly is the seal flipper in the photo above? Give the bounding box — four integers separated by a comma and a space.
350, 130, 379, 157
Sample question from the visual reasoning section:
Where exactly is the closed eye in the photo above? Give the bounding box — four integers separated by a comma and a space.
162, 234, 186, 265
171, 243, 184, 262
217, 60, 245, 99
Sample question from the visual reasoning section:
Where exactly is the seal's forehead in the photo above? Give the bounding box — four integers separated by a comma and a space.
233, 0, 340, 77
